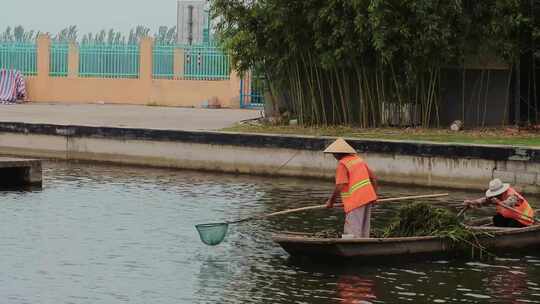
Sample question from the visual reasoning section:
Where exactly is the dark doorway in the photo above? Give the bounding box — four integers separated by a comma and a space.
0, 167, 30, 187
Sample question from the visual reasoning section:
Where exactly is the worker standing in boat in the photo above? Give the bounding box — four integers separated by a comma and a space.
464, 178, 535, 227
324, 138, 378, 237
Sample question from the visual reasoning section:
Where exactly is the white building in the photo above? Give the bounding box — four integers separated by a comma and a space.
177, 0, 210, 45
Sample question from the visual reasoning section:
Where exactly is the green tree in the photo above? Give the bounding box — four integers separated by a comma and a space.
54, 25, 78, 42
213, 0, 536, 127
155, 26, 177, 45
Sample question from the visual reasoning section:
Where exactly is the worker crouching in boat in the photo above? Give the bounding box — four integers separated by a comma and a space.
324, 138, 378, 238
464, 178, 535, 228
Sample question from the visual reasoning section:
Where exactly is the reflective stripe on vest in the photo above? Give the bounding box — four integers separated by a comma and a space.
341, 179, 372, 198
520, 204, 534, 223
338, 155, 377, 213
496, 187, 535, 226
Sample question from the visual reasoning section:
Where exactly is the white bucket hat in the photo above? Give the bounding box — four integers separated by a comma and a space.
485, 178, 510, 198
323, 138, 357, 154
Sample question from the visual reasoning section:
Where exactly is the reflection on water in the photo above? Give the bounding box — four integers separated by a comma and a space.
0, 161, 539, 303
337, 275, 377, 303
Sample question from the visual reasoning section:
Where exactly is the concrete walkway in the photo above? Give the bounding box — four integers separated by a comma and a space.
0, 103, 261, 131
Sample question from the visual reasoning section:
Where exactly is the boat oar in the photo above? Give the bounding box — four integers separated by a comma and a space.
495, 201, 540, 224
195, 193, 449, 246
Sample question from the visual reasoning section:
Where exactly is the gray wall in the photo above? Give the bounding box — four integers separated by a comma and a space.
439, 68, 512, 127
0, 122, 539, 193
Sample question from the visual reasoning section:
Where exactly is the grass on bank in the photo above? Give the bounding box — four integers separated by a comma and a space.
223, 124, 540, 147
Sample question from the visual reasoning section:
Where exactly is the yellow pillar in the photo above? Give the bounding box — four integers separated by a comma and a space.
68, 42, 79, 79
29, 34, 52, 101
139, 37, 154, 80
228, 69, 242, 109
36, 34, 51, 78
174, 48, 185, 79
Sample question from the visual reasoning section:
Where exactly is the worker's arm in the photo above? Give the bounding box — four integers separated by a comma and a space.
326, 183, 346, 208
463, 197, 489, 208
367, 166, 378, 193
328, 162, 348, 209
465, 194, 519, 209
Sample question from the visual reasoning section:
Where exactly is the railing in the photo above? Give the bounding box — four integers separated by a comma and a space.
183, 45, 230, 80
240, 71, 266, 108
50, 43, 69, 77
79, 44, 140, 78
0, 42, 37, 76
153, 44, 175, 79
152, 44, 231, 80
0, 41, 232, 81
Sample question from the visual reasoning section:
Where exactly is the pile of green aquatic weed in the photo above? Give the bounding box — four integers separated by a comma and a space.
383, 203, 465, 238
381, 203, 492, 258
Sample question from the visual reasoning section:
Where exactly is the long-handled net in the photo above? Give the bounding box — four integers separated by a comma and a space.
195, 193, 449, 246
195, 223, 230, 246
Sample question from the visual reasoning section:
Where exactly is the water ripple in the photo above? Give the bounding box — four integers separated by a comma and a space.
0, 161, 538, 303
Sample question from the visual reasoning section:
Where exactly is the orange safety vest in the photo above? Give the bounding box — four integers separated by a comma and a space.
496, 187, 535, 226
339, 155, 378, 213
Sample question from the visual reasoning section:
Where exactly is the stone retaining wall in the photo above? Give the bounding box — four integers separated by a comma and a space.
0, 122, 538, 193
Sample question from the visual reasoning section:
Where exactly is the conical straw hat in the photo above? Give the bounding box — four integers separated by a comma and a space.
323, 138, 357, 154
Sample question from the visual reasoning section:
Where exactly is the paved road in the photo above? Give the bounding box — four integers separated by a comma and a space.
0, 103, 262, 131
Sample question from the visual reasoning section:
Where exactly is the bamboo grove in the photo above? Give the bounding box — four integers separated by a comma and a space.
212, 0, 540, 127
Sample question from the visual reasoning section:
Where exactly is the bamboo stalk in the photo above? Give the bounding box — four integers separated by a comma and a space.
328, 70, 339, 124
304, 53, 320, 125
313, 61, 327, 125
237, 193, 450, 221
294, 60, 305, 125
426, 67, 438, 126
477, 70, 485, 126
502, 65, 513, 126
462, 66, 466, 122
391, 63, 403, 126
435, 67, 441, 128
354, 64, 366, 127
482, 70, 491, 127
334, 67, 348, 124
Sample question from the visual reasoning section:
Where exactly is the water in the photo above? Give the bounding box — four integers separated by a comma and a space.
0, 161, 539, 304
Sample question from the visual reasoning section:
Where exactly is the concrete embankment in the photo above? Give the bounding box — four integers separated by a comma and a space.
0, 157, 42, 187
0, 122, 539, 193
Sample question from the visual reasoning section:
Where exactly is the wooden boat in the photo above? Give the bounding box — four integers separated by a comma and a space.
272, 224, 540, 260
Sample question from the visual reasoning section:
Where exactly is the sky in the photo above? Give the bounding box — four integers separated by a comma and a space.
2, 0, 179, 35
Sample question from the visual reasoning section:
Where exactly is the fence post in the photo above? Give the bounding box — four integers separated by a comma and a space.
68, 42, 79, 79
139, 37, 154, 80
36, 34, 50, 78
174, 48, 185, 79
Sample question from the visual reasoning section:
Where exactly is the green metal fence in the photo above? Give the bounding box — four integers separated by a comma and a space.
153, 44, 175, 79
0, 42, 37, 76
240, 72, 266, 108
0, 41, 229, 80
79, 44, 140, 78
152, 44, 230, 80
183, 45, 230, 80
50, 43, 69, 77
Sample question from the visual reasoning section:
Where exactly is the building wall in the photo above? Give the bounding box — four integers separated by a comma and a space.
25, 35, 241, 108
177, 0, 207, 45
26, 77, 240, 107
